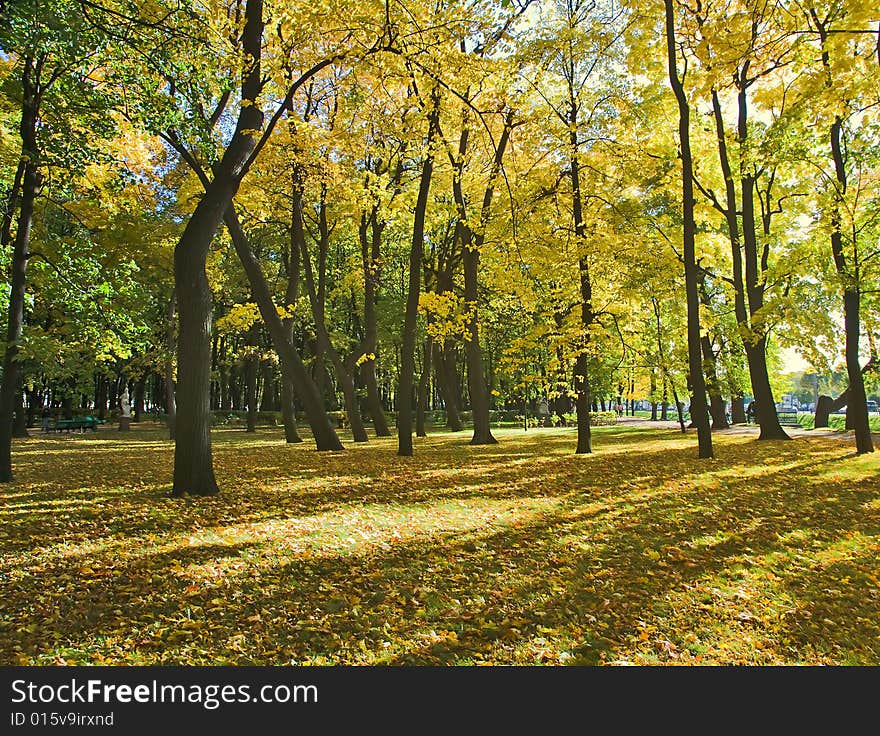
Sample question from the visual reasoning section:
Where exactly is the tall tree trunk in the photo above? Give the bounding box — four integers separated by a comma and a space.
398, 89, 441, 456
451, 112, 513, 447
830, 123, 872, 452
171, 0, 265, 496
664, 0, 713, 458
708, 87, 787, 440
0, 58, 40, 482
568, 101, 594, 455
359, 212, 391, 436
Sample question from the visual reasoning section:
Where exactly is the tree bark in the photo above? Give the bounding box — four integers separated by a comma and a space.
398, 89, 441, 456
225, 207, 342, 450
171, 0, 266, 496
451, 112, 512, 447
416, 338, 432, 437
359, 212, 391, 436
664, 0, 713, 458
298, 195, 368, 443
830, 119, 873, 453
0, 57, 40, 482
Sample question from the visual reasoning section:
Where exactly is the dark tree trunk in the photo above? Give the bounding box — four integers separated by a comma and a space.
398, 89, 440, 456
435, 345, 463, 431
173, 212, 221, 495
830, 117, 873, 453
96, 376, 108, 421
245, 324, 258, 433
650, 370, 658, 421
730, 392, 746, 424
0, 60, 40, 482
569, 103, 593, 455
416, 338, 432, 438
298, 203, 368, 443
665, 0, 713, 458
451, 113, 512, 447
697, 273, 728, 430
279, 375, 302, 443
225, 207, 341, 450
13, 389, 29, 438
260, 359, 276, 411
133, 376, 146, 422
170, 0, 268, 496
359, 212, 391, 436
245, 359, 258, 432
815, 392, 846, 429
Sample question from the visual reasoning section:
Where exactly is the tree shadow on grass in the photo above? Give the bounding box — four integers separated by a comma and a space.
1, 429, 876, 664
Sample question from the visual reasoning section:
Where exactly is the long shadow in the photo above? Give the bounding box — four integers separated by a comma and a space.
3, 437, 876, 664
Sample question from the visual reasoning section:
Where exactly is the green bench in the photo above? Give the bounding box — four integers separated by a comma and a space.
777, 411, 800, 427
53, 416, 105, 433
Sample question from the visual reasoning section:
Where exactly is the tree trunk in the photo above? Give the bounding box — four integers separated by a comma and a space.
569, 101, 594, 455
0, 64, 39, 482
245, 326, 258, 433
451, 112, 512, 447
730, 392, 746, 424
665, 0, 713, 458
435, 345, 463, 431
416, 338, 432, 437
398, 89, 440, 456
298, 206, 368, 443
133, 376, 146, 422
830, 118, 873, 453
225, 207, 341, 450
360, 212, 391, 436
171, 0, 266, 496
260, 359, 276, 411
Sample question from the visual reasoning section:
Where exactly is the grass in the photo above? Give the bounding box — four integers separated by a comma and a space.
1, 422, 878, 665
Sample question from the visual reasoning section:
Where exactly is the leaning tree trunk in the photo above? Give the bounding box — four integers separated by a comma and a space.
226, 207, 341, 450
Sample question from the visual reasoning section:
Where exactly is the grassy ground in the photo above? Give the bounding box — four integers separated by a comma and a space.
1, 423, 878, 665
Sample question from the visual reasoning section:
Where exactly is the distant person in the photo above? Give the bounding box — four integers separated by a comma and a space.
746, 401, 756, 424
41, 407, 51, 433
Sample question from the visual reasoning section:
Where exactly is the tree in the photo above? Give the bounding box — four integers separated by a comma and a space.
663, 0, 713, 458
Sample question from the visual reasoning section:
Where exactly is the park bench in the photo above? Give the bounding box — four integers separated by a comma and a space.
52, 416, 105, 433
777, 411, 800, 427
